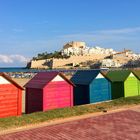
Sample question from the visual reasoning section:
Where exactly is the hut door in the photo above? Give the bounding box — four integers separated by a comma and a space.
56, 81, 71, 108
124, 75, 139, 97
44, 81, 71, 110
0, 84, 18, 118
90, 78, 111, 103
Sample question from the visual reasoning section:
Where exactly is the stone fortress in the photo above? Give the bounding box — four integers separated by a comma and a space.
28, 41, 140, 69
61, 41, 117, 56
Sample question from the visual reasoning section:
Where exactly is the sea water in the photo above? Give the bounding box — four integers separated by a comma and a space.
0, 67, 77, 73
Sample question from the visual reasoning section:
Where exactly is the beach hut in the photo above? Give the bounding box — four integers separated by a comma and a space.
24, 72, 74, 114
131, 70, 140, 94
71, 70, 111, 105
106, 70, 139, 99
0, 73, 23, 118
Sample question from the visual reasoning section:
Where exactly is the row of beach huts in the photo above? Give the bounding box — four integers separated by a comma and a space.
0, 69, 140, 118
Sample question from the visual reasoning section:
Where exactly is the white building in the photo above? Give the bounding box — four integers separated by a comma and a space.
61, 41, 117, 56
101, 59, 121, 68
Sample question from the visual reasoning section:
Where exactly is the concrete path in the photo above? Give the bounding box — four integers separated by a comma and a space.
0, 106, 140, 140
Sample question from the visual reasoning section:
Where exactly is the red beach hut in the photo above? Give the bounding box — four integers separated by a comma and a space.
0, 73, 23, 118
24, 72, 74, 114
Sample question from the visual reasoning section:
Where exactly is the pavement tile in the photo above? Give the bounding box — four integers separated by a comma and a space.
0, 110, 140, 140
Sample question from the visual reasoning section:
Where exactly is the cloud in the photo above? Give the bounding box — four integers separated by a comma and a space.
0, 26, 140, 66
95, 27, 140, 34
42, 26, 140, 53
10, 55, 30, 63
58, 26, 140, 40
0, 54, 29, 64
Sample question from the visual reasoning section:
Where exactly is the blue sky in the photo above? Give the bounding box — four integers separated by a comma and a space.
0, 0, 140, 67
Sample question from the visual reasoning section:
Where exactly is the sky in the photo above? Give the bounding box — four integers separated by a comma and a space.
0, 0, 140, 67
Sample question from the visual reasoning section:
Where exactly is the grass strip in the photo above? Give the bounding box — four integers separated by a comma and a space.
0, 95, 140, 130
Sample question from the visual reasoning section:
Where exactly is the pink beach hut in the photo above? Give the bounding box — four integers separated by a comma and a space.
24, 72, 74, 114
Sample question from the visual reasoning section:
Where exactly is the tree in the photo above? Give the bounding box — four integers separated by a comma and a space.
32, 51, 70, 60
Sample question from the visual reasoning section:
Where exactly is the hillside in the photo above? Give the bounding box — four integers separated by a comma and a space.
27, 41, 140, 69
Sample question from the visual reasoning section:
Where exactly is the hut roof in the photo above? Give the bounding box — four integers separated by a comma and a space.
24, 72, 74, 89
132, 70, 140, 80
105, 70, 132, 82
71, 70, 102, 85
0, 73, 23, 90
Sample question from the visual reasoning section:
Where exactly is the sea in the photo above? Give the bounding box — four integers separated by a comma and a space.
0, 67, 109, 73
0, 67, 44, 73
0, 67, 108, 78
0, 67, 77, 73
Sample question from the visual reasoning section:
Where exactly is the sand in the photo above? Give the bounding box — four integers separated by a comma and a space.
12, 78, 31, 113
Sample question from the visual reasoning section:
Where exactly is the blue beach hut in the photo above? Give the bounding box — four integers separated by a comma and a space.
71, 70, 111, 105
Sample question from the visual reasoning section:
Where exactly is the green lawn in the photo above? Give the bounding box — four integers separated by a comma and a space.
0, 95, 140, 130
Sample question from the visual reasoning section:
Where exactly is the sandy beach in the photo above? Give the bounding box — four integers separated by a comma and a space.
12, 78, 31, 113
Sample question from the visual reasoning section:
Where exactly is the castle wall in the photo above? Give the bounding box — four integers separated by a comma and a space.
30, 60, 49, 69
52, 55, 107, 68
29, 54, 107, 69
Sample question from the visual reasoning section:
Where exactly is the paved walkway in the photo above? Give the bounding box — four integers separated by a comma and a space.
0, 107, 140, 140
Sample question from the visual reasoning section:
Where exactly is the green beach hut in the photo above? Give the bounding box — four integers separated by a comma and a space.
132, 70, 140, 94
106, 70, 139, 99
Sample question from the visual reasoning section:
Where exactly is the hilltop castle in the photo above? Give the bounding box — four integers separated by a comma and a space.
27, 41, 140, 69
